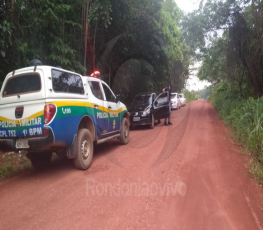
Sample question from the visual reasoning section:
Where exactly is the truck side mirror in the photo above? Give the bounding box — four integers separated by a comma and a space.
115, 94, 120, 103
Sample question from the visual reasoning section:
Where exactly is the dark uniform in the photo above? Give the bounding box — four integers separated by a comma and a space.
164, 86, 172, 126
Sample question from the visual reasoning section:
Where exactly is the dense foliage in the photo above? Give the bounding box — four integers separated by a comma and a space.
198, 86, 211, 99
181, 89, 197, 103
210, 81, 263, 165
0, 0, 189, 105
182, 0, 263, 169
183, 0, 263, 98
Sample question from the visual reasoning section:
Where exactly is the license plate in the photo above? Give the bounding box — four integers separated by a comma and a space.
133, 117, 140, 121
16, 139, 29, 149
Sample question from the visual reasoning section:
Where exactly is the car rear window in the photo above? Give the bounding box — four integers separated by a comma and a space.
52, 69, 84, 94
171, 94, 177, 99
3, 74, 41, 97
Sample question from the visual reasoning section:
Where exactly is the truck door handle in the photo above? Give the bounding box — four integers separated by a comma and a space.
108, 106, 112, 109
94, 104, 98, 108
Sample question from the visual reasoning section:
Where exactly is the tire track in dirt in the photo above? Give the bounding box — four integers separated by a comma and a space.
151, 104, 190, 169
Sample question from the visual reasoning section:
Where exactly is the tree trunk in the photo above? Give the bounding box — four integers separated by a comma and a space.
84, 0, 91, 75
92, 16, 100, 71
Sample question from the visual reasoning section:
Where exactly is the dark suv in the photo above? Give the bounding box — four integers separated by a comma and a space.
129, 92, 170, 129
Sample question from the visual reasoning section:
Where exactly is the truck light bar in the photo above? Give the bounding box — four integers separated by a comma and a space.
90, 71, 100, 78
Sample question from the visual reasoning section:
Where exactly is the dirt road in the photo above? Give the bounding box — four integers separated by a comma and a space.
1, 101, 263, 230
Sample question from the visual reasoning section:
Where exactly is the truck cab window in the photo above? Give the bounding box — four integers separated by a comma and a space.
102, 83, 115, 102
88, 81, 104, 100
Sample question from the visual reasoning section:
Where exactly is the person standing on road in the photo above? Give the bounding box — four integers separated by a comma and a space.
163, 85, 172, 126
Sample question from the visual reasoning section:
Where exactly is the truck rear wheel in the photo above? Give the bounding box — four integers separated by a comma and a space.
120, 118, 129, 145
30, 152, 52, 170
74, 129, 93, 170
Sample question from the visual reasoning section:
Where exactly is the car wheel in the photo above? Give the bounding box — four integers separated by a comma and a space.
120, 117, 129, 145
74, 129, 94, 170
150, 114, 154, 129
30, 152, 52, 170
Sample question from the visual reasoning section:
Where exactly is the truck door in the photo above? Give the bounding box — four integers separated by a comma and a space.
88, 81, 108, 137
101, 83, 120, 134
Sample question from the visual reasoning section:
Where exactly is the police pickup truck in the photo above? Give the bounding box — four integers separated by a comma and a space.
0, 60, 129, 170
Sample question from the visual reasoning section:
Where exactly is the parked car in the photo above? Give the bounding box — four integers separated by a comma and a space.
178, 93, 186, 106
171, 93, 181, 110
0, 60, 130, 170
129, 92, 170, 129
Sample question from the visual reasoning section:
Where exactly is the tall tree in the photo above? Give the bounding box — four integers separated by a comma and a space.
183, 0, 263, 97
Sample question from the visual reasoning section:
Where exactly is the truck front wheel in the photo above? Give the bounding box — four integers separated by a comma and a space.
74, 129, 94, 170
30, 152, 52, 170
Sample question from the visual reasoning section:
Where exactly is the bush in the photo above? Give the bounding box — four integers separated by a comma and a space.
181, 89, 197, 103
210, 81, 263, 161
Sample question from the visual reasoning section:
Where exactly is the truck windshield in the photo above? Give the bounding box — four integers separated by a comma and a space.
3, 74, 41, 97
132, 94, 152, 105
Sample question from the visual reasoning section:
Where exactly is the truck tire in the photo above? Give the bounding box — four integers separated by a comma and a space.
150, 114, 154, 129
30, 152, 52, 170
120, 117, 129, 145
74, 129, 93, 170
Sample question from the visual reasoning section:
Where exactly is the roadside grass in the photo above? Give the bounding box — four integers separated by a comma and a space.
249, 158, 263, 184
0, 152, 31, 181
210, 81, 263, 184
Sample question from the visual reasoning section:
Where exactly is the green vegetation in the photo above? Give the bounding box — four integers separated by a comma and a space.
183, 0, 263, 97
0, 153, 31, 180
210, 82, 263, 157
181, 89, 197, 103
209, 81, 263, 182
2, 0, 263, 180
198, 86, 211, 100
0, 0, 191, 179
181, 86, 211, 103
0, 0, 189, 106
182, 0, 263, 181
249, 158, 263, 183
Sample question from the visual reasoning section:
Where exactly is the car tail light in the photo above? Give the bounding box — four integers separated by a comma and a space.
44, 104, 56, 124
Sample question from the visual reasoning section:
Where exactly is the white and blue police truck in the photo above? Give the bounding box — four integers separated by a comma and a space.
0, 60, 130, 170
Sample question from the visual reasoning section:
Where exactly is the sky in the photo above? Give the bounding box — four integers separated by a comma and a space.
174, 0, 211, 91
175, 0, 201, 13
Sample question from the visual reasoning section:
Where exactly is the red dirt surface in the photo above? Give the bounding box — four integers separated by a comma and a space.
1, 100, 263, 230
